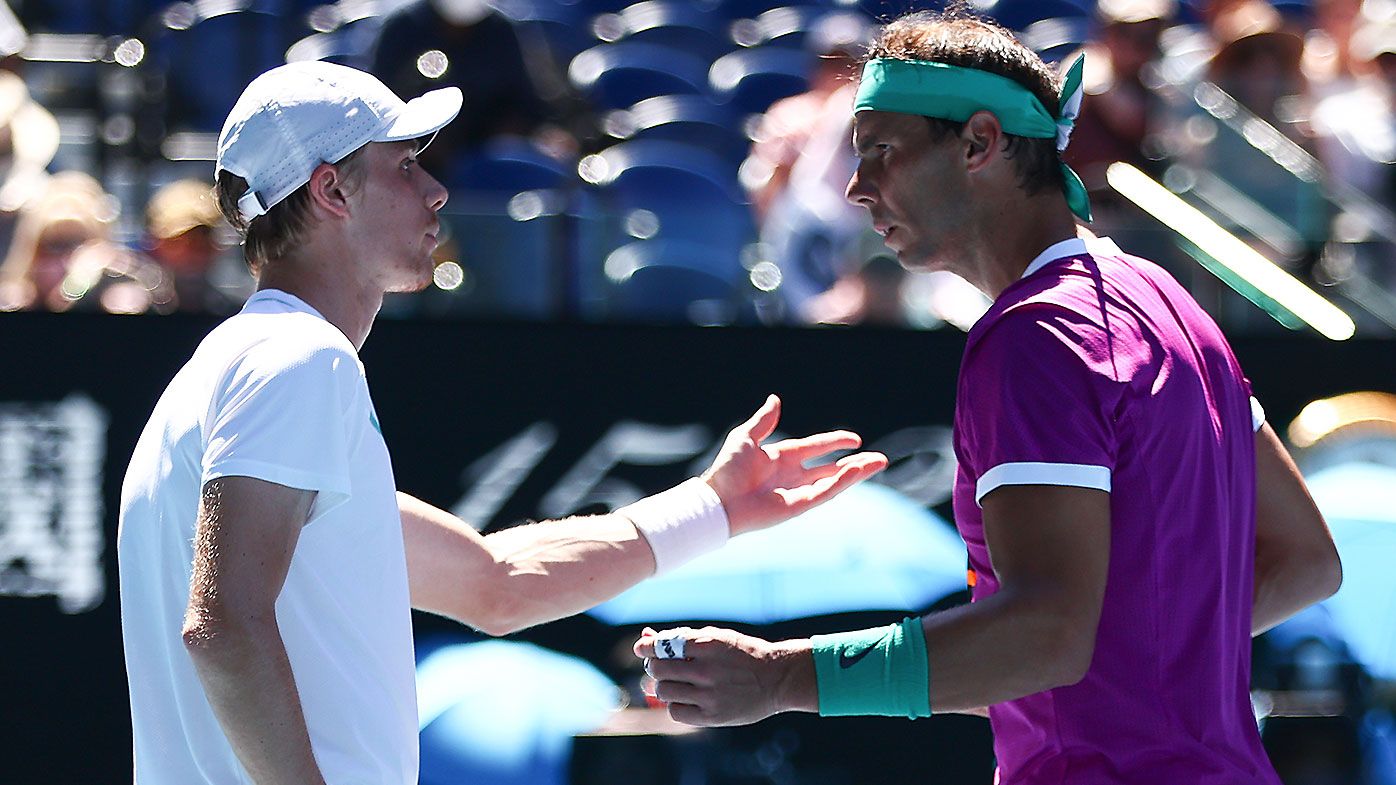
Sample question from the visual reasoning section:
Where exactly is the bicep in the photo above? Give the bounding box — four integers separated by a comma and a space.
397, 493, 500, 621
187, 477, 316, 624
980, 485, 1111, 637
1253, 424, 1337, 575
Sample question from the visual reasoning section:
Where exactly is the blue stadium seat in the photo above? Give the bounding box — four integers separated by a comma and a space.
1017, 16, 1091, 64
582, 139, 755, 259
709, 47, 813, 115
605, 244, 744, 323
978, 0, 1091, 31
149, 6, 299, 132
442, 139, 573, 194
285, 12, 386, 69
605, 94, 749, 162
418, 140, 577, 319
21, 0, 164, 34
569, 42, 710, 110
555, 0, 640, 17
596, 0, 732, 59
493, 0, 598, 62
705, 0, 797, 24
745, 5, 826, 48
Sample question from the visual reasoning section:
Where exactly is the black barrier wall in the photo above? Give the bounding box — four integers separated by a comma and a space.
3, 312, 1393, 782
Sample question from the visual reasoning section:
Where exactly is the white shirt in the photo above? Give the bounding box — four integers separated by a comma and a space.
118, 290, 417, 784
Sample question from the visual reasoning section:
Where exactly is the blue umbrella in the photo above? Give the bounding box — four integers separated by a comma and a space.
416, 639, 622, 785
588, 482, 969, 625
1305, 461, 1396, 681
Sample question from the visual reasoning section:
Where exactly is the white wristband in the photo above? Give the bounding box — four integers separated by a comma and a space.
619, 478, 730, 575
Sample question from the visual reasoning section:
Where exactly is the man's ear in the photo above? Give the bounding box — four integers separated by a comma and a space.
961, 110, 1003, 174
306, 162, 352, 219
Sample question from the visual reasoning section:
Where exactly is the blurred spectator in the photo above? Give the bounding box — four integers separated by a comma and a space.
1303, 0, 1368, 96
0, 171, 143, 312
1065, 0, 1173, 195
141, 179, 247, 314
1207, 0, 1309, 133
1314, 18, 1396, 205
370, 0, 588, 173
742, 12, 872, 314
743, 12, 868, 223
0, 69, 59, 261
1064, 0, 1178, 267
800, 253, 908, 327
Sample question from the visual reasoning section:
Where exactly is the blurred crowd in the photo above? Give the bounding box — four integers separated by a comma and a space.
4, 0, 1396, 331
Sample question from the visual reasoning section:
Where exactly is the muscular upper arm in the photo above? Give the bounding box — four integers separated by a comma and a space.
980, 484, 1111, 680
1253, 423, 1333, 563
183, 477, 316, 640
1252, 423, 1341, 632
397, 492, 505, 629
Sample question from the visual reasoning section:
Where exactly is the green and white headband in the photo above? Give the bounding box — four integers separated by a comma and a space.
853, 54, 1091, 222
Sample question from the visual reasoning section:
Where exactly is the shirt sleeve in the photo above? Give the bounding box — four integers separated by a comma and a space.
1250, 396, 1265, 432
201, 343, 361, 525
960, 306, 1120, 507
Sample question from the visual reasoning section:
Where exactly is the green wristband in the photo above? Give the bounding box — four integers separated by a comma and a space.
810, 617, 931, 718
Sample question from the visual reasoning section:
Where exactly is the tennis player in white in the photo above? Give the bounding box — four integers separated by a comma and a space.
116, 61, 888, 785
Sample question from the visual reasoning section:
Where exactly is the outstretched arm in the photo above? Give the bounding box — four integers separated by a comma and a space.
403, 395, 888, 636
635, 484, 1110, 725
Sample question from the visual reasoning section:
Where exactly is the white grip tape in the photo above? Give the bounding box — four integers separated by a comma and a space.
653, 634, 687, 660
619, 478, 730, 575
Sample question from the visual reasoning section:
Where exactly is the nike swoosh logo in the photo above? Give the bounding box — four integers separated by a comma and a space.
839, 632, 889, 669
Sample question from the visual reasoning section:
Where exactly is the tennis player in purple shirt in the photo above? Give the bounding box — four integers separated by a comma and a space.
634, 11, 1342, 784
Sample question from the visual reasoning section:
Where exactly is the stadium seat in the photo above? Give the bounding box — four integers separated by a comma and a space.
760, 5, 825, 47
709, 46, 813, 115
1017, 16, 1091, 64
148, 6, 299, 132
285, 12, 385, 69
442, 138, 574, 194
580, 139, 755, 258
21, 0, 158, 35
705, 0, 795, 24
422, 140, 578, 319
493, 0, 598, 63
605, 243, 745, 323
977, 0, 1091, 31
604, 94, 749, 163
595, 0, 731, 59
569, 42, 710, 110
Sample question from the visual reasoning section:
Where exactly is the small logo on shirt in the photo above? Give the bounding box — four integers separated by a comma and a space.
839, 632, 889, 669
368, 410, 381, 435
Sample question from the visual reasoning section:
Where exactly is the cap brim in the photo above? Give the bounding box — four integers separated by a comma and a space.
378, 86, 463, 143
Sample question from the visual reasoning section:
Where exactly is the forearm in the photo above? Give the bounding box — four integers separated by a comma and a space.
480, 514, 659, 631
1252, 552, 1341, 635
920, 591, 1091, 712
183, 618, 326, 785
769, 593, 1090, 718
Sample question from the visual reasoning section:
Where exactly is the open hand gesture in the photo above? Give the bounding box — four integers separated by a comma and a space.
703, 395, 888, 536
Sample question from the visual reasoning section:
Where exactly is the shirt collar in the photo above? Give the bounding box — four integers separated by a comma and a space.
242, 289, 329, 323
1020, 235, 1123, 280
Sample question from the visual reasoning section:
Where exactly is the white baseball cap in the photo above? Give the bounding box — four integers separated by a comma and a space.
215, 61, 463, 222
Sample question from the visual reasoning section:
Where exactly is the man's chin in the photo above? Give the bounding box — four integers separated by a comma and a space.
385, 267, 434, 294
893, 246, 940, 272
